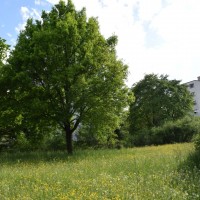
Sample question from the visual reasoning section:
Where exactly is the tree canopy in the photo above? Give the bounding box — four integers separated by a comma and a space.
0, 38, 12, 144
0, 0, 131, 153
129, 74, 193, 134
0, 37, 9, 67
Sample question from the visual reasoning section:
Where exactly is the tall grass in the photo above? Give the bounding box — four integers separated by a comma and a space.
0, 143, 200, 199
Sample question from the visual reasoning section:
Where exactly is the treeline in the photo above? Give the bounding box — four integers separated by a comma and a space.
1, 0, 200, 154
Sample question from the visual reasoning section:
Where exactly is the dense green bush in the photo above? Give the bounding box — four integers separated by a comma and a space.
131, 129, 151, 146
13, 132, 31, 151
43, 133, 66, 151
0, 126, 66, 152
151, 116, 200, 144
194, 134, 200, 151
131, 116, 200, 146
74, 129, 120, 150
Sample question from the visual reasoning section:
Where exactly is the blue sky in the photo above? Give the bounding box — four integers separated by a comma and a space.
1, 0, 200, 86
0, 0, 51, 45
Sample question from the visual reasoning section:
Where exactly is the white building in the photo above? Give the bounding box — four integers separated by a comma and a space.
185, 76, 200, 116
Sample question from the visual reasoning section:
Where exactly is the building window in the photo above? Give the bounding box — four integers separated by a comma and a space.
189, 83, 194, 88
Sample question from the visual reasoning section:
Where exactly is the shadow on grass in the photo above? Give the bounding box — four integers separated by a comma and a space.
0, 149, 96, 165
0, 148, 119, 165
172, 150, 200, 199
0, 151, 72, 165
180, 150, 200, 170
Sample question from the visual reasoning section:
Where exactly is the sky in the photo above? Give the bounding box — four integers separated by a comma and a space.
1, 0, 200, 87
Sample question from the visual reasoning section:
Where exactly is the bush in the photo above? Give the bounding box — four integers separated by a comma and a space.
44, 133, 66, 151
131, 116, 200, 146
131, 129, 151, 146
151, 116, 200, 144
12, 132, 33, 151
193, 118, 200, 151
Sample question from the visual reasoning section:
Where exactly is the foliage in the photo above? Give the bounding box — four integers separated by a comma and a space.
1, 143, 200, 199
129, 74, 193, 145
150, 116, 200, 145
131, 116, 200, 146
0, 38, 15, 149
194, 134, 200, 152
42, 128, 66, 151
130, 74, 193, 130
75, 110, 131, 149
75, 124, 119, 149
113, 110, 132, 148
13, 132, 32, 151
0, 0, 132, 153
192, 117, 200, 151
0, 37, 9, 67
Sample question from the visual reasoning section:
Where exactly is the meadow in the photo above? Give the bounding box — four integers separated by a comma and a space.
0, 143, 200, 200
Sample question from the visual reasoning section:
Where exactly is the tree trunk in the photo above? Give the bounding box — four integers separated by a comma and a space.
64, 124, 73, 154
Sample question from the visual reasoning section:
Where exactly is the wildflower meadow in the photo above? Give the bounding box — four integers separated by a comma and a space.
0, 143, 200, 199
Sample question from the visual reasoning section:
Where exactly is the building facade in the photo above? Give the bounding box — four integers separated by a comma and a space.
185, 76, 200, 116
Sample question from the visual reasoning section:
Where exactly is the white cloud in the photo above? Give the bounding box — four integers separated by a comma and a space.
15, 7, 41, 33
10, 38, 17, 46
7, 33, 12, 37
15, 24, 24, 33
6, 33, 16, 47
75, 0, 200, 85
35, 0, 40, 5
35, 0, 49, 6
15, 0, 200, 85
141, 0, 200, 84
137, 0, 163, 21
21, 6, 30, 21
46, 0, 59, 4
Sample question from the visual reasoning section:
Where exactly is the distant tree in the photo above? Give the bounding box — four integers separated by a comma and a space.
129, 74, 193, 137
0, 1, 131, 153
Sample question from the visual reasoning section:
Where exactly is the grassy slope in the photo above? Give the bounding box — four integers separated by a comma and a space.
0, 143, 200, 199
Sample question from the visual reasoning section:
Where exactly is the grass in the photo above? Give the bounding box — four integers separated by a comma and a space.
0, 143, 200, 199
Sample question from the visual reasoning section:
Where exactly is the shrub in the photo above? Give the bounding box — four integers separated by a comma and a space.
131, 116, 200, 146
44, 133, 66, 151
194, 134, 200, 151
152, 116, 200, 145
12, 132, 32, 151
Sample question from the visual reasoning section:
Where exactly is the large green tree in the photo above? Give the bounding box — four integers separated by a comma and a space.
0, 38, 12, 144
1, 0, 131, 153
129, 74, 193, 134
